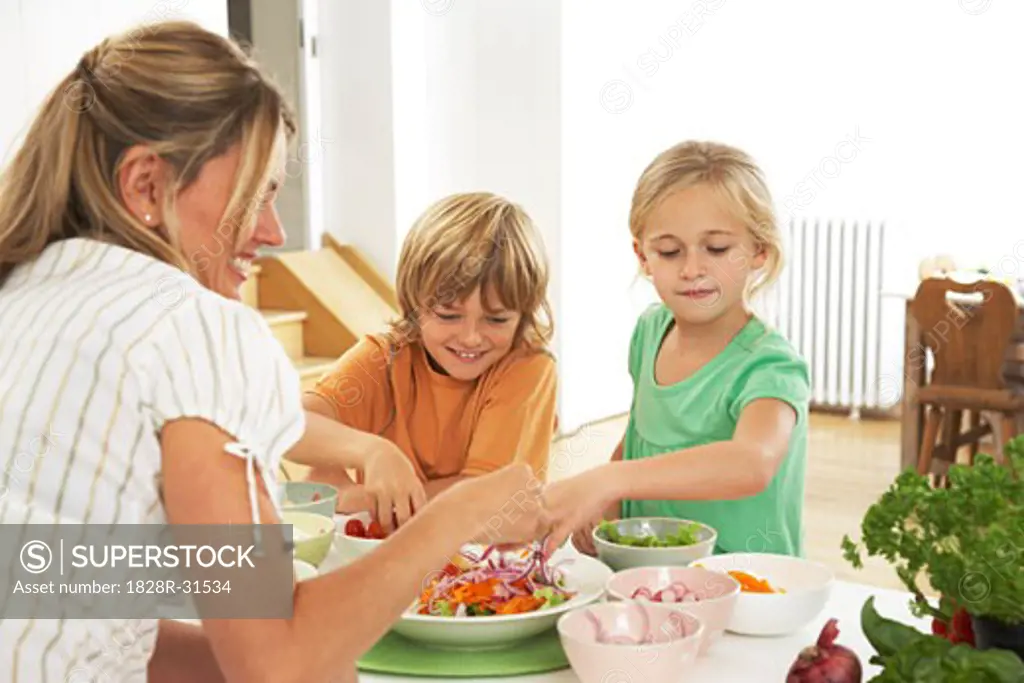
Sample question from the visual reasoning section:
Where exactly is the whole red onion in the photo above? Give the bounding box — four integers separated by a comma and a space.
786, 618, 862, 683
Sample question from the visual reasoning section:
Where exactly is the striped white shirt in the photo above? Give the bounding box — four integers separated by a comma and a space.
0, 238, 305, 682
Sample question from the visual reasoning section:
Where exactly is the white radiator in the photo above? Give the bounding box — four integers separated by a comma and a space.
754, 219, 887, 416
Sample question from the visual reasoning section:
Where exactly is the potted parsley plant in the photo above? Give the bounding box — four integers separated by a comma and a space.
842, 435, 1024, 659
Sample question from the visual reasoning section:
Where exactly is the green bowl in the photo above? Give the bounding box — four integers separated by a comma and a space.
279, 481, 338, 518
592, 517, 717, 571
283, 511, 335, 568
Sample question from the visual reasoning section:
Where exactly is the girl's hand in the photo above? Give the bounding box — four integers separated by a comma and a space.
570, 498, 621, 556
361, 439, 427, 533
571, 523, 599, 556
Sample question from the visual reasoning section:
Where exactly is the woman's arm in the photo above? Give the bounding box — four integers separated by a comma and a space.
159, 418, 545, 683
147, 620, 224, 683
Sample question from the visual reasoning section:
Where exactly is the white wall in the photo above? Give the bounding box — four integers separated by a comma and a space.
561, 0, 1024, 426
315, 0, 1023, 432
391, 0, 563, 366
323, 0, 564, 376
0, 1, 227, 166
317, 0, 398, 278
298, 0, 325, 252
250, 0, 308, 251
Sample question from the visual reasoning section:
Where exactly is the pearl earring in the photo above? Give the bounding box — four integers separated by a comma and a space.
144, 214, 152, 223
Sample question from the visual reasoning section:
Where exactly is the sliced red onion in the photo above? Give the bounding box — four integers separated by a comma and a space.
632, 587, 654, 600
421, 541, 577, 615
630, 582, 702, 604
586, 605, 655, 645
655, 587, 672, 602
636, 601, 654, 644
586, 609, 609, 642
666, 582, 695, 602
511, 557, 538, 583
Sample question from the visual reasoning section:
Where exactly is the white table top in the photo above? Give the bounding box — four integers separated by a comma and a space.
315, 531, 929, 683
358, 580, 926, 682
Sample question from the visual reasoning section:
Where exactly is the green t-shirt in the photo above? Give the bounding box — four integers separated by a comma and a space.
620, 304, 811, 557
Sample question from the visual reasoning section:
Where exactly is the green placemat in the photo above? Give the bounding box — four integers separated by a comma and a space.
358, 629, 570, 678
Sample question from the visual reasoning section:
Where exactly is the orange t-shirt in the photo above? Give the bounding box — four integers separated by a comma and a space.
308, 335, 558, 482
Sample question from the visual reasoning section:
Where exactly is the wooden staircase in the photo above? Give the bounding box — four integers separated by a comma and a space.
239, 264, 338, 391
240, 241, 398, 483
238, 239, 399, 393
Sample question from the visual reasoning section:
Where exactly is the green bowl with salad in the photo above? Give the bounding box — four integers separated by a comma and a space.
592, 518, 717, 571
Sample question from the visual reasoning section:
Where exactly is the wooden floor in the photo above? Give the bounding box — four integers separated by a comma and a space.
548, 412, 913, 593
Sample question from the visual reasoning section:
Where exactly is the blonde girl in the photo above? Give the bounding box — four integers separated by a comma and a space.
547, 140, 811, 558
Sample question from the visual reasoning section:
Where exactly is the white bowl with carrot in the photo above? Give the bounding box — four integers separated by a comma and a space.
391, 543, 612, 649
689, 553, 833, 636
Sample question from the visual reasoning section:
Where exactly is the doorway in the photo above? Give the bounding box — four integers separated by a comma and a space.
227, 0, 322, 253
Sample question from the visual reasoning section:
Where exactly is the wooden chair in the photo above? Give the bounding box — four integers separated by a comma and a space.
911, 278, 1024, 486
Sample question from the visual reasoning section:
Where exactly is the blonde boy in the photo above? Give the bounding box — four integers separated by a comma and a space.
297, 192, 557, 530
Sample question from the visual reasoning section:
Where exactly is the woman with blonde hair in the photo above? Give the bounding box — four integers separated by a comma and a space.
0, 20, 548, 682
545, 140, 811, 559
293, 192, 559, 533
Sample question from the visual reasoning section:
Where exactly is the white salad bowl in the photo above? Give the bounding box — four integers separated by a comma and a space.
690, 553, 834, 636
592, 517, 717, 571
390, 546, 613, 650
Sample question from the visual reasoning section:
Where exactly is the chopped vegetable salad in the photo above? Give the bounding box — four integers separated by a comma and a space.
414, 544, 576, 617
597, 520, 702, 548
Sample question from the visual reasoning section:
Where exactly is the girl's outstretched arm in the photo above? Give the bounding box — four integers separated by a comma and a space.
613, 398, 795, 500
546, 398, 796, 552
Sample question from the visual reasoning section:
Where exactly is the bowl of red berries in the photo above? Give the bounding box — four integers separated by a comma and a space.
336, 513, 390, 565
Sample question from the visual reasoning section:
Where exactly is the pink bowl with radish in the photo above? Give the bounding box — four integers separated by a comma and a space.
605, 566, 740, 655
557, 601, 703, 683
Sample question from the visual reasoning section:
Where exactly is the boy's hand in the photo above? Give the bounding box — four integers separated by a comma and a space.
335, 485, 374, 515
361, 439, 427, 533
